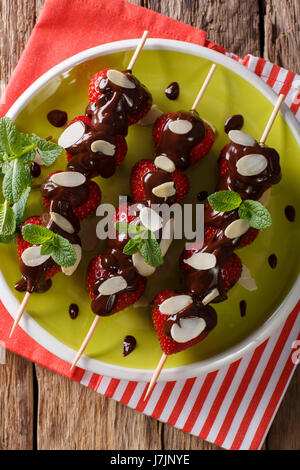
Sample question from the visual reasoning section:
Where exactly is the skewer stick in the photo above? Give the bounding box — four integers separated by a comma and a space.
70, 316, 100, 370
9, 292, 31, 338
260, 93, 285, 145
191, 64, 217, 111
144, 353, 168, 400
127, 30, 149, 71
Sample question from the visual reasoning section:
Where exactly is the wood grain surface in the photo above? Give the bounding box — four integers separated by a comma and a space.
0, 0, 299, 450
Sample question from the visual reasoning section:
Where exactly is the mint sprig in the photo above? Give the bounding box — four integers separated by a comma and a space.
22, 224, 77, 268
0, 117, 63, 240
115, 221, 163, 268
208, 189, 273, 230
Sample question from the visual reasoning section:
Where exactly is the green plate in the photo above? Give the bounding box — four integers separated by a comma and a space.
2, 40, 300, 380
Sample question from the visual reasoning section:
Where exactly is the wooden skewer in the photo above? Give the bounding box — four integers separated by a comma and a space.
260, 93, 285, 144
191, 64, 217, 111
144, 353, 168, 400
70, 316, 100, 370
127, 30, 149, 71
9, 291, 31, 338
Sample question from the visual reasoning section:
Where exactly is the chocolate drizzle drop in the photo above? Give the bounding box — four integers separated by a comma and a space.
47, 110, 68, 128
165, 82, 180, 100
224, 114, 244, 134
123, 335, 137, 356
69, 303, 79, 319
240, 300, 247, 317
285, 205, 295, 222
268, 254, 277, 269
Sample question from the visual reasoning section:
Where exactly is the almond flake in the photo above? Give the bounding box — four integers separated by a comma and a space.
139, 207, 163, 232
21, 245, 51, 267
62, 245, 82, 276
33, 151, 44, 166
159, 295, 193, 316
202, 288, 220, 305
170, 317, 206, 343
184, 252, 216, 270
51, 171, 86, 187
98, 276, 127, 296
91, 139, 116, 156
238, 264, 257, 291
236, 154, 268, 176
168, 119, 193, 135
50, 212, 75, 234
224, 219, 249, 239
154, 155, 175, 173
152, 181, 176, 198
107, 69, 136, 89
228, 130, 255, 147
58, 121, 85, 148
132, 252, 156, 277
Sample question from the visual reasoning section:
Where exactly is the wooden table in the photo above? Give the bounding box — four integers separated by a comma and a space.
0, 0, 299, 450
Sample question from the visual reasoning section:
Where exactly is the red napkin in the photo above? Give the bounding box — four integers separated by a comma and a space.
1, 0, 223, 117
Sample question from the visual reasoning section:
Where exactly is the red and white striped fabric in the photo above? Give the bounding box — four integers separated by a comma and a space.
77, 57, 300, 450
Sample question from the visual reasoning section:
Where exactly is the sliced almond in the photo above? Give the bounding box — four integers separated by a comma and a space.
62, 245, 82, 276
139, 207, 163, 232
138, 105, 163, 126
238, 264, 257, 291
21, 245, 51, 267
50, 171, 86, 187
152, 181, 176, 198
258, 187, 271, 206
98, 276, 127, 296
170, 317, 206, 343
154, 155, 175, 173
58, 121, 85, 148
91, 139, 116, 156
228, 130, 255, 147
159, 295, 193, 316
160, 219, 174, 257
184, 252, 216, 270
202, 288, 220, 305
33, 151, 44, 166
236, 153, 268, 176
132, 252, 156, 277
50, 212, 75, 234
168, 119, 193, 135
107, 69, 136, 89
224, 219, 249, 239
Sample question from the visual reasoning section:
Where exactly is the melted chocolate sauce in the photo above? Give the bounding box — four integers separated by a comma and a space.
268, 254, 277, 269
47, 110, 68, 128
285, 205, 295, 222
69, 303, 79, 319
30, 162, 41, 178
165, 82, 180, 100
240, 300, 247, 317
123, 335, 137, 356
224, 115, 244, 134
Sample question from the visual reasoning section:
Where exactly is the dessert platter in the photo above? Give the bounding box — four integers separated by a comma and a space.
1, 34, 299, 383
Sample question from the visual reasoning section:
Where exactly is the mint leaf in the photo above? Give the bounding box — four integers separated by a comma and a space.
31, 135, 62, 166
115, 221, 144, 235
0, 117, 22, 156
22, 224, 54, 244
139, 236, 163, 268
13, 186, 31, 224
238, 200, 272, 229
40, 239, 57, 255
208, 190, 242, 212
123, 237, 142, 255
51, 236, 76, 267
3, 159, 32, 203
0, 201, 16, 236
0, 233, 16, 244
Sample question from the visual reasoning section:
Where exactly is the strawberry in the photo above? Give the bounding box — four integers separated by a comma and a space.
42, 171, 101, 220
127, 102, 152, 126
153, 113, 173, 147
221, 253, 242, 290
67, 116, 93, 128
87, 254, 146, 314
17, 217, 61, 279
237, 228, 259, 249
88, 69, 109, 103
189, 122, 215, 165
130, 159, 189, 203
108, 202, 137, 250
152, 290, 211, 355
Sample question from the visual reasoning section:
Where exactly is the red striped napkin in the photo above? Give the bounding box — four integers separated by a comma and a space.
0, 0, 299, 450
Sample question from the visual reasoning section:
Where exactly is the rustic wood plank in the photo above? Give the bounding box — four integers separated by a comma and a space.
35, 366, 163, 450
264, 0, 300, 74
0, 352, 34, 450
144, 0, 261, 57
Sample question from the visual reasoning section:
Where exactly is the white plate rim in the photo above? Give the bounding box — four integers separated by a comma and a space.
2, 37, 299, 382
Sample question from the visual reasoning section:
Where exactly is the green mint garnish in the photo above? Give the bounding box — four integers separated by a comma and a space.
207, 189, 273, 230
0, 117, 62, 239
115, 221, 164, 268
208, 190, 242, 212
238, 200, 272, 229
22, 224, 76, 268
